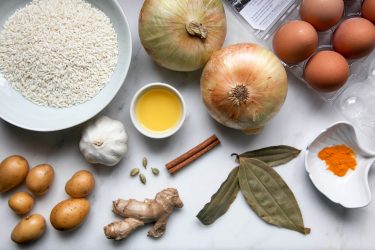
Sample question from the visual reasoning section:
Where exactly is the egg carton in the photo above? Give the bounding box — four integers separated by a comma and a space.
226, 0, 375, 141
335, 54, 375, 141
225, 0, 371, 101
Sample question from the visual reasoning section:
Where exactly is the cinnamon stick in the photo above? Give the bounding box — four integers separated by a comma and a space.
166, 134, 221, 174
166, 134, 219, 169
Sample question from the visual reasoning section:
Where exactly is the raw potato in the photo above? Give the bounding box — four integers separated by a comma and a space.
0, 155, 29, 193
26, 164, 54, 196
8, 192, 35, 215
11, 214, 46, 244
50, 198, 90, 231
65, 170, 95, 198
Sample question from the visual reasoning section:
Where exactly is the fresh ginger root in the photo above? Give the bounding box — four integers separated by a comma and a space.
104, 218, 144, 240
104, 188, 183, 240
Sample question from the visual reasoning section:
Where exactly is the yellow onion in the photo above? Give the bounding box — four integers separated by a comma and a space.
201, 43, 288, 134
139, 0, 227, 72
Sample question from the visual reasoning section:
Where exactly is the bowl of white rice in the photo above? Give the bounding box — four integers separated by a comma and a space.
0, 0, 131, 131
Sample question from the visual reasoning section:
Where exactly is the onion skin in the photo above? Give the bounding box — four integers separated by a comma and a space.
200, 43, 288, 134
139, 0, 227, 72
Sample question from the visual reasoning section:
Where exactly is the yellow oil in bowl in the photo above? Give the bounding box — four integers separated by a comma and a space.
135, 88, 182, 133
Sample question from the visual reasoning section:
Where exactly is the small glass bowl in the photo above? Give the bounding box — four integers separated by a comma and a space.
130, 83, 186, 139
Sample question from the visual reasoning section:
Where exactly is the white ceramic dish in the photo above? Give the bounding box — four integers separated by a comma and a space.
305, 121, 375, 208
0, 0, 132, 132
130, 83, 186, 139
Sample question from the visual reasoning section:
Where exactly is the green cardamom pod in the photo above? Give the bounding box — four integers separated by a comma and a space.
130, 168, 140, 177
151, 168, 160, 176
139, 174, 146, 184
142, 157, 148, 169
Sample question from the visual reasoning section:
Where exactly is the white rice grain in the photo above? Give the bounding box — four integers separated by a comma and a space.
0, 0, 118, 108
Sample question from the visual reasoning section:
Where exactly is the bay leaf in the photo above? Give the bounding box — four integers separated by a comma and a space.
238, 158, 310, 235
236, 145, 301, 167
197, 167, 240, 225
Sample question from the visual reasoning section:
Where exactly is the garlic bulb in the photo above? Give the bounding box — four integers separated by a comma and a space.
79, 116, 128, 167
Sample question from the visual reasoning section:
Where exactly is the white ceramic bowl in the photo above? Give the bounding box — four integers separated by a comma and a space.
305, 121, 375, 208
0, 0, 132, 131
130, 83, 186, 139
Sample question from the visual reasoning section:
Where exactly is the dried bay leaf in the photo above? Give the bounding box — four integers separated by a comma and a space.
235, 145, 301, 167
238, 158, 310, 235
197, 167, 240, 225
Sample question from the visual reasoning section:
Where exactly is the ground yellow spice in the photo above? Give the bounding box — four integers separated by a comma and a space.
318, 145, 357, 177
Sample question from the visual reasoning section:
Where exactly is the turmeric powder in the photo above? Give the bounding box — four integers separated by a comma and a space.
318, 145, 356, 177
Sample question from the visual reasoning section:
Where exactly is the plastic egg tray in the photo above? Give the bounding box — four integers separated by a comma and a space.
226, 0, 375, 141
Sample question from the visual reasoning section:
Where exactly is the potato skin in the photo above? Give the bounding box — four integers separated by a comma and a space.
8, 192, 35, 215
50, 198, 90, 231
65, 170, 95, 198
0, 155, 29, 193
11, 214, 46, 244
26, 164, 54, 196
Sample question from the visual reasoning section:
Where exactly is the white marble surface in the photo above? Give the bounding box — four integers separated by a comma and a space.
1, 1, 375, 250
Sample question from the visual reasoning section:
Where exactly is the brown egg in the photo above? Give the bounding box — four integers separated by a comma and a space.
304, 51, 349, 92
362, 0, 375, 24
332, 17, 375, 59
273, 20, 318, 65
300, 0, 344, 31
